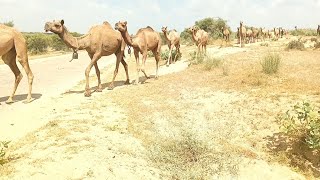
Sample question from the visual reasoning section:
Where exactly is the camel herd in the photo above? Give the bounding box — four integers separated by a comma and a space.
1, 20, 319, 104
237, 21, 289, 47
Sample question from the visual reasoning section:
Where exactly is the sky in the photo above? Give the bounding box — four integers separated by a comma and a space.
1, 0, 320, 34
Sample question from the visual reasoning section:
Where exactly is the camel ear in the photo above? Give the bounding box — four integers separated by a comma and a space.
124, 21, 127, 25
61, 19, 64, 25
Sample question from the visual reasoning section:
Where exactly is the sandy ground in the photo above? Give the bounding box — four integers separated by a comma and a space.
0, 51, 119, 140
1, 37, 319, 179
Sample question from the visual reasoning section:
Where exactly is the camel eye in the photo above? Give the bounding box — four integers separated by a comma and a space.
55, 24, 61, 28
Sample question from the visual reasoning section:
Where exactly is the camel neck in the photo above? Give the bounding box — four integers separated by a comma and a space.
59, 26, 87, 51
191, 30, 198, 45
120, 30, 135, 48
163, 31, 170, 42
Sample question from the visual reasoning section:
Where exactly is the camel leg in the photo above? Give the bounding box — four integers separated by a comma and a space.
140, 53, 149, 80
84, 53, 101, 97
2, 51, 23, 104
16, 54, 34, 103
93, 62, 103, 92
173, 45, 179, 63
121, 57, 130, 85
166, 45, 174, 67
134, 50, 140, 85
153, 50, 160, 80
108, 52, 122, 90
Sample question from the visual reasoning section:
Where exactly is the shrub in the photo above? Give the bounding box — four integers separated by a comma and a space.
204, 57, 222, 71
315, 42, 320, 49
278, 102, 320, 149
310, 38, 318, 42
50, 35, 69, 51
261, 53, 281, 74
2, 21, 14, 27
188, 51, 205, 64
0, 141, 10, 165
290, 29, 317, 36
260, 42, 269, 47
25, 33, 50, 54
286, 40, 305, 50
161, 49, 181, 61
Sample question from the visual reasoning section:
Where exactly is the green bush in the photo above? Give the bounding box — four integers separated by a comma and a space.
278, 102, 320, 149
290, 29, 317, 36
261, 53, 281, 74
188, 51, 204, 64
0, 141, 10, 165
161, 49, 181, 61
2, 21, 14, 27
286, 40, 305, 50
50, 35, 69, 51
25, 33, 50, 54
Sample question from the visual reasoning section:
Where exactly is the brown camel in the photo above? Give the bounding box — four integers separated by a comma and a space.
161, 26, 180, 66
0, 24, 34, 104
246, 28, 253, 43
189, 26, 208, 58
317, 25, 320, 36
239, 21, 247, 47
274, 28, 280, 39
44, 20, 129, 97
251, 27, 260, 43
115, 21, 162, 84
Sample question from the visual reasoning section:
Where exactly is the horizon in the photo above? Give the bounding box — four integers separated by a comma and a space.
1, 0, 320, 34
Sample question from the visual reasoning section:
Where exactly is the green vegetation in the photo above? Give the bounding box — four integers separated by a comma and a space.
180, 17, 230, 45
290, 29, 317, 36
160, 49, 181, 61
2, 21, 14, 27
261, 53, 281, 74
278, 102, 320, 149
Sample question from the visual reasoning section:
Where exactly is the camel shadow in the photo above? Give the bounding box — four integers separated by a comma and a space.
63, 80, 130, 95
63, 77, 155, 95
265, 132, 320, 177
0, 93, 42, 103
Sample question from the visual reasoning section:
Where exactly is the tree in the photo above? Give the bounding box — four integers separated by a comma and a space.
195, 17, 230, 39
2, 21, 14, 27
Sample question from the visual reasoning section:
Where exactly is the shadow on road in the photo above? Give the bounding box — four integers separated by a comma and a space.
0, 93, 42, 103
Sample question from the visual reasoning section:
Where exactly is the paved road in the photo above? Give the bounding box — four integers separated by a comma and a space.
0, 51, 119, 140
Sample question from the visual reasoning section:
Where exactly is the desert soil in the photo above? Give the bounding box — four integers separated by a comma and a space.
1, 38, 319, 179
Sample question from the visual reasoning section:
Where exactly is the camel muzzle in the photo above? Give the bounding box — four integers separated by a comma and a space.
44, 23, 51, 32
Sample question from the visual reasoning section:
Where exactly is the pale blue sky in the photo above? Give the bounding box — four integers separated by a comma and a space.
1, 0, 320, 33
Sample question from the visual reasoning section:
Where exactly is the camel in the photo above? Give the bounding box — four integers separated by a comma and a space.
274, 28, 280, 39
115, 21, 162, 84
161, 26, 180, 66
246, 28, 253, 43
239, 21, 247, 47
189, 26, 208, 58
221, 26, 230, 45
44, 20, 129, 97
260, 28, 268, 41
317, 25, 320, 36
251, 27, 260, 43
0, 24, 34, 104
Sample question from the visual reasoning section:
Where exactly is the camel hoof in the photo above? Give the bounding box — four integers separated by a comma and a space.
107, 86, 114, 90
124, 80, 130, 85
96, 88, 103, 92
5, 99, 14, 104
84, 90, 91, 97
23, 98, 35, 104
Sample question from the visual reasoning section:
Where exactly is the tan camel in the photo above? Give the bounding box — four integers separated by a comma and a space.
115, 21, 161, 84
260, 28, 268, 41
189, 26, 208, 57
221, 26, 230, 44
0, 24, 34, 104
246, 28, 253, 43
274, 28, 280, 39
44, 20, 129, 97
251, 27, 259, 43
161, 26, 180, 66
239, 21, 247, 47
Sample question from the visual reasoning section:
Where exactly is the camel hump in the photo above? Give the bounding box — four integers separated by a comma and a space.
146, 26, 154, 31
102, 21, 112, 28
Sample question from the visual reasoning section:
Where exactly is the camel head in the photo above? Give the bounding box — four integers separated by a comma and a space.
240, 21, 244, 26
161, 26, 168, 33
44, 20, 65, 34
115, 21, 127, 32
188, 26, 198, 33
